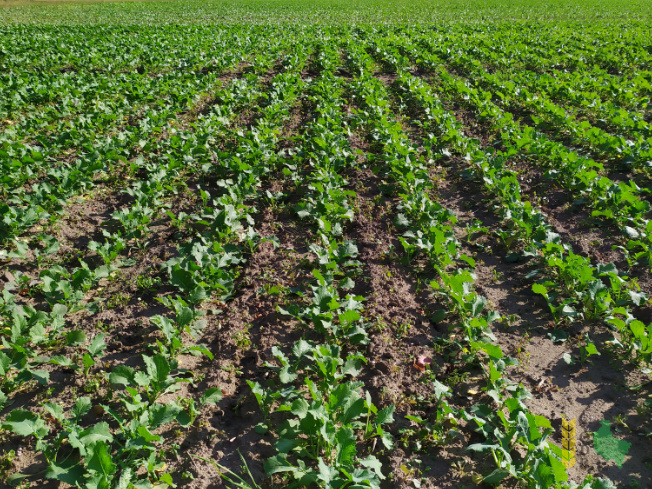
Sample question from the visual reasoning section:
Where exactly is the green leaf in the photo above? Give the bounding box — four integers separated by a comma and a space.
149, 403, 181, 429
170, 268, 195, 293
394, 213, 410, 228
533, 415, 552, 429
66, 330, 87, 346
467, 443, 500, 453
548, 453, 568, 483
292, 339, 313, 359
79, 422, 113, 447
2, 409, 48, 438
201, 387, 222, 405
547, 329, 568, 343
340, 396, 366, 424
430, 309, 447, 323
51, 303, 68, 317
533, 461, 554, 487
381, 429, 394, 450
87, 441, 116, 477
109, 365, 135, 386
187, 344, 214, 359
360, 455, 385, 480
584, 342, 599, 356
339, 309, 360, 325
6, 473, 28, 486
116, 467, 134, 489
335, 427, 357, 465
264, 454, 295, 475
87, 334, 106, 356
291, 398, 309, 418
190, 286, 207, 303
276, 438, 297, 453
376, 405, 395, 425
532, 283, 548, 296
342, 356, 363, 377
83, 353, 95, 370
483, 469, 511, 484
31, 369, 50, 386
50, 461, 88, 486
144, 354, 171, 383
43, 402, 64, 423
317, 458, 337, 483
433, 379, 450, 400
72, 397, 92, 419
136, 425, 161, 443
624, 226, 639, 239
592, 478, 618, 489
477, 342, 503, 360
176, 410, 192, 428
629, 290, 647, 306
134, 371, 150, 387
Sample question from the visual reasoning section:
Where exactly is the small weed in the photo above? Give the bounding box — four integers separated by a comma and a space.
395, 321, 411, 338
514, 333, 531, 370
0, 449, 16, 481
233, 324, 253, 349
136, 270, 162, 292
106, 292, 130, 309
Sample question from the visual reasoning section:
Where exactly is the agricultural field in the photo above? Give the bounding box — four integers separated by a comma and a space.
1, 0, 652, 488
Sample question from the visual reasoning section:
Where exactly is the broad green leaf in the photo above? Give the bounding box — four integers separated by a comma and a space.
483, 469, 511, 484
340, 396, 365, 424
6, 473, 28, 486
109, 365, 135, 386
149, 403, 181, 429
433, 379, 450, 400
201, 387, 222, 405
66, 330, 87, 347
360, 455, 385, 480
276, 438, 297, 453
88, 334, 106, 355
264, 454, 296, 475
176, 410, 192, 428
144, 354, 171, 383
317, 458, 337, 483
291, 398, 309, 418
87, 441, 115, 477
136, 425, 161, 443
43, 402, 64, 423
2, 409, 48, 438
532, 283, 548, 295
79, 422, 113, 447
376, 405, 395, 425
335, 427, 357, 465
31, 369, 50, 386
549, 453, 568, 482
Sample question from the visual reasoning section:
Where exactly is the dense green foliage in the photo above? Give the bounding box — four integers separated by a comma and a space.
1, 0, 652, 25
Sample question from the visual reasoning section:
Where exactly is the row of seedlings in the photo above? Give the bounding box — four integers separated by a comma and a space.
248, 40, 394, 488
344, 39, 601, 488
